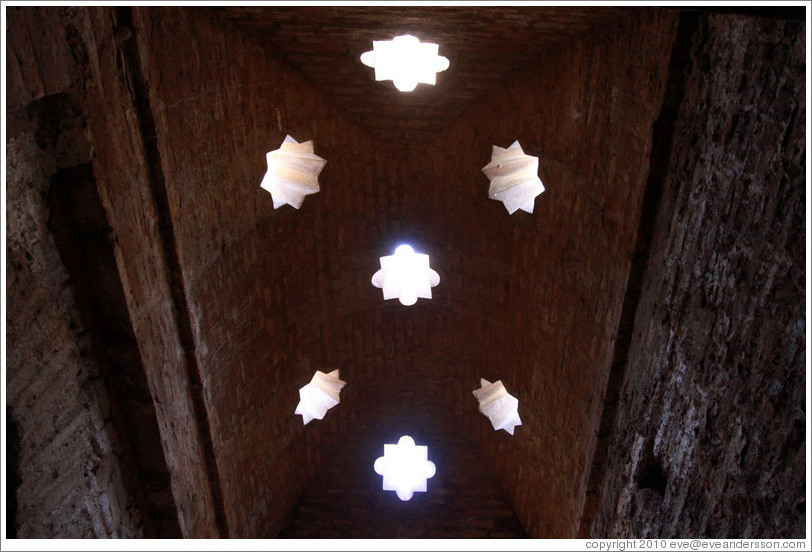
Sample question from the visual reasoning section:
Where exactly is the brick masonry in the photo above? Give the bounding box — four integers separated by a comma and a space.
5, 6, 805, 541
275, 8, 679, 539
588, 13, 806, 538
5, 8, 144, 537
130, 6, 397, 537
6, 109, 143, 539
410, 10, 678, 538
6, 6, 216, 537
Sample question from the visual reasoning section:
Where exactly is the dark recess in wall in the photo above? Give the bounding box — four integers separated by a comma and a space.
637, 447, 669, 498
43, 92, 182, 536
579, 9, 699, 537
112, 7, 229, 536
47, 161, 181, 538
6, 407, 21, 539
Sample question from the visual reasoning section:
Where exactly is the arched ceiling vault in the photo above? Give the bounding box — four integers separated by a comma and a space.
6, 4, 805, 541
211, 6, 636, 142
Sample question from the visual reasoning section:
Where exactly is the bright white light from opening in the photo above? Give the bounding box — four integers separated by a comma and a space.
373, 435, 437, 501
260, 135, 327, 210
472, 378, 522, 435
360, 35, 450, 92
294, 370, 346, 425
482, 140, 545, 215
371, 244, 440, 306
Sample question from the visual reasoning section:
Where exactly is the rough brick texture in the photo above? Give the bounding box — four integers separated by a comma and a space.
208, 6, 636, 144
127, 7, 394, 537
82, 7, 222, 537
589, 13, 806, 538
5, 5, 804, 541
407, 10, 678, 538
5, 8, 145, 537
279, 398, 528, 538
6, 107, 144, 540
271, 8, 677, 539
6, 6, 213, 537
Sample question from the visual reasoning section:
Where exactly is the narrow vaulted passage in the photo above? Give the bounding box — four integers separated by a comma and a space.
4, 5, 806, 541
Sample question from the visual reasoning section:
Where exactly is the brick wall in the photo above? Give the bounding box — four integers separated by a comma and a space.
6, 5, 216, 537
131, 7, 394, 537
6, 105, 143, 540
271, 8, 678, 539
589, 13, 806, 538
279, 394, 528, 538
5, 8, 145, 537
410, 9, 678, 537
6, 6, 802, 541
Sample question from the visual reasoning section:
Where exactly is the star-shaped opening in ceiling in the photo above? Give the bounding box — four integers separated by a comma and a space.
360, 34, 450, 92
294, 370, 346, 425
472, 378, 522, 435
260, 135, 327, 210
373, 435, 437, 501
482, 140, 545, 215
371, 244, 440, 306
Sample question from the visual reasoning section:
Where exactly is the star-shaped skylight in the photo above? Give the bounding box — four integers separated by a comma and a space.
371, 244, 440, 306
294, 370, 346, 425
472, 378, 522, 435
373, 435, 437, 501
482, 140, 545, 214
260, 135, 327, 210
360, 34, 450, 92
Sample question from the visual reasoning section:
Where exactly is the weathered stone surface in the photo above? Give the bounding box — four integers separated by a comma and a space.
589, 13, 806, 538
5, 5, 803, 541
6, 5, 213, 538
5, 10, 142, 537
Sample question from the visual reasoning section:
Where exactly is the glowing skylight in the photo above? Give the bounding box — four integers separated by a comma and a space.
373, 435, 437, 501
260, 135, 327, 210
482, 140, 545, 215
360, 34, 450, 92
371, 244, 440, 306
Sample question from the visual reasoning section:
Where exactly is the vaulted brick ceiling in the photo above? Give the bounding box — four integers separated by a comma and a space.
151, 6, 672, 538
6, 4, 805, 541
211, 6, 634, 140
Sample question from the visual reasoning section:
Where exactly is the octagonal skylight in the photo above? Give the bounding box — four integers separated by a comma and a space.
360, 34, 450, 92
373, 435, 437, 501
371, 244, 440, 306
482, 140, 545, 215
260, 135, 327, 210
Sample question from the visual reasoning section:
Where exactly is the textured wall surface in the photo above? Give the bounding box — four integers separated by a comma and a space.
6, 5, 212, 537
83, 7, 221, 536
279, 394, 528, 538
275, 9, 677, 538
5, 5, 804, 541
131, 7, 390, 537
418, 10, 678, 538
5, 8, 146, 538
6, 102, 143, 540
589, 13, 806, 538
